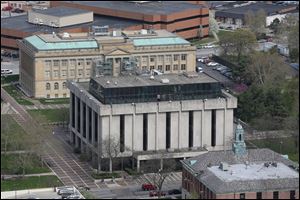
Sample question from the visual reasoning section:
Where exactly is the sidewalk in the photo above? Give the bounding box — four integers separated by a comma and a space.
1, 172, 55, 180
23, 104, 69, 110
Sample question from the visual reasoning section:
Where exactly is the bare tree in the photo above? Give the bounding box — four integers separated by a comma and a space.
244, 9, 267, 37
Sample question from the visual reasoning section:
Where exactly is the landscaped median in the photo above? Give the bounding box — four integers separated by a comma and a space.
1, 175, 63, 191
2, 85, 34, 105
38, 98, 69, 105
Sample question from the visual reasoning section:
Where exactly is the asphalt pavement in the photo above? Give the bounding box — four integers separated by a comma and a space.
1, 60, 19, 75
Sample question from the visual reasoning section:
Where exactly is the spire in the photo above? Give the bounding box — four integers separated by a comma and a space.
232, 120, 247, 156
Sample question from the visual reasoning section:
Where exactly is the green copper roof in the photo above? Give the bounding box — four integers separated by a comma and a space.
24, 35, 98, 51
133, 37, 190, 46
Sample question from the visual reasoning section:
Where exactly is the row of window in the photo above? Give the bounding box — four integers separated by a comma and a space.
137, 54, 187, 63
46, 82, 67, 90
143, 64, 186, 71
45, 69, 90, 79
45, 58, 92, 68
240, 190, 295, 199
46, 93, 67, 98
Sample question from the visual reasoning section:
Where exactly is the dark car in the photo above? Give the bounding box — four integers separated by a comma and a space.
149, 191, 166, 197
142, 183, 157, 191
13, 8, 24, 13
168, 189, 181, 195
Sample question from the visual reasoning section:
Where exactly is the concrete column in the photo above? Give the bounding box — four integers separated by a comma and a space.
69, 92, 73, 128
178, 103, 181, 149
224, 104, 227, 148
137, 159, 140, 172
70, 131, 74, 145
201, 105, 205, 147
97, 154, 101, 172
193, 111, 201, 147
155, 105, 158, 151
157, 113, 166, 150
203, 110, 212, 148
91, 151, 97, 169
147, 113, 156, 150
80, 101, 84, 136
134, 114, 143, 151
91, 109, 95, 146
75, 96, 78, 132
180, 112, 189, 148
160, 159, 163, 170
75, 135, 79, 148
125, 115, 133, 152
80, 139, 85, 153
216, 110, 225, 146
170, 112, 179, 149
85, 104, 89, 142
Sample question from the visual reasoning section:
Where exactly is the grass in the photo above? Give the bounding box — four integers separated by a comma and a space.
1, 175, 63, 191
28, 108, 69, 123
190, 36, 216, 46
246, 137, 299, 163
1, 115, 27, 151
217, 29, 236, 39
1, 75, 19, 85
91, 172, 121, 179
38, 98, 69, 105
2, 85, 34, 105
1, 154, 51, 175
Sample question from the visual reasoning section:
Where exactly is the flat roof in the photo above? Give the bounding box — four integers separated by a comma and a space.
32, 6, 91, 17
215, 2, 297, 19
1, 14, 140, 34
93, 73, 218, 89
182, 149, 299, 194
24, 35, 98, 50
133, 37, 189, 46
209, 163, 299, 182
60, 1, 205, 15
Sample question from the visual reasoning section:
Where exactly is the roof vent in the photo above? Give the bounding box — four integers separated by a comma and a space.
114, 81, 118, 85
271, 162, 277, 167
161, 78, 169, 84
140, 29, 147, 35
219, 162, 229, 171
106, 80, 110, 84
62, 32, 70, 38
150, 75, 155, 80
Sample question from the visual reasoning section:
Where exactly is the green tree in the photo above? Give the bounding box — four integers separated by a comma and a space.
269, 18, 281, 34
244, 9, 267, 37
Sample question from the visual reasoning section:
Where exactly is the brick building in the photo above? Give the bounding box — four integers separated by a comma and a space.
181, 124, 299, 199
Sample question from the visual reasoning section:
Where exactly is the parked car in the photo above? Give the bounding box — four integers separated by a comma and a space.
224, 72, 233, 79
196, 66, 203, 73
2, 6, 13, 11
220, 68, 232, 74
207, 62, 218, 67
12, 8, 24, 13
149, 191, 166, 197
1, 69, 13, 75
197, 57, 208, 63
142, 183, 157, 191
216, 66, 228, 71
168, 189, 181, 195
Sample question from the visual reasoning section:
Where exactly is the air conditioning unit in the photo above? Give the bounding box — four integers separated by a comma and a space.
219, 162, 229, 171
160, 78, 169, 84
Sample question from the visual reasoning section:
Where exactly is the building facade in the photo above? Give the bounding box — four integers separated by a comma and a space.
17, 30, 196, 98
67, 72, 237, 172
181, 124, 299, 199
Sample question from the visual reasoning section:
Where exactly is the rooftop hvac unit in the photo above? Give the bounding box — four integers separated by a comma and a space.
62, 32, 70, 38
92, 25, 109, 36
140, 29, 147, 35
219, 162, 229, 171
160, 78, 169, 84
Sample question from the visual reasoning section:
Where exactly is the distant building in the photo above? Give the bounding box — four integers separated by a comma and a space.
17, 29, 197, 98
215, 2, 298, 29
181, 124, 299, 199
50, 1, 209, 39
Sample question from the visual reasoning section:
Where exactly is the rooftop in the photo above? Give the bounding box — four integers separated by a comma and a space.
182, 149, 299, 194
133, 37, 189, 46
92, 73, 218, 89
59, 1, 205, 15
215, 2, 298, 19
209, 162, 299, 182
31, 6, 91, 17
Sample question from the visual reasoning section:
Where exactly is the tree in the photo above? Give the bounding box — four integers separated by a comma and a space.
244, 9, 267, 37
269, 18, 281, 34
219, 29, 257, 62
141, 153, 176, 198
288, 22, 299, 62
246, 51, 287, 86
209, 11, 219, 40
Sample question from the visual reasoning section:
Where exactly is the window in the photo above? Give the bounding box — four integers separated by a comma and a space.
290, 190, 295, 199
240, 193, 245, 199
62, 82, 67, 89
70, 69, 75, 77
142, 66, 147, 71
55, 94, 58, 98
150, 66, 155, 70
158, 65, 163, 71
142, 56, 148, 63
47, 94, 50, 98
77, 59, 84, 66
143, 113, 148, 151
61, 59, 68, 67
158, 55, 163, 62
78, 69, 83, 76
165, 65, 171, 71
173, 64, 178, 71
61, 70, 67, 77
94, 111, 98, 142
45, 70, 50, 79
86, 59, 92, 65
189, 111, 193, 148
53, 60, 60, 67
46, 83, 50, 90
256, 192, 262, 199
211, 110, 216, 147
86, 69, 90, 76
70, 59, 76, 66
181, 64, 186, 70
181, 54, 187, 60
120, 115, 125, 152
273, 191, 279, 199
53, 70, 59, 78
150, 56, 155, 62
174, 54, 179, 61
166, 55, 172, 62
45, 60, 51, 67
166, 112, 171, 149
54, 82, 59, 90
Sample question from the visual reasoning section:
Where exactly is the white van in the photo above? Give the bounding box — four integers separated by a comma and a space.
1, 69, 13, 75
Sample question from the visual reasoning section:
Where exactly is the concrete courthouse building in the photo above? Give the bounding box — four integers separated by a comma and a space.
67, 30, 237, 170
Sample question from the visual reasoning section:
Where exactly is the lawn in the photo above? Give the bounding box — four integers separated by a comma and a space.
1, 175, 63, 191
1, 115, 27, 151
190, 36, 216, 46
217, 29, 236, 39
38, 98, 70, 105
1, 154, 51, 175
2, 85, 34, 105
246, 137, 299, 163
1, 75, 19, 85
28, 108, 69, 123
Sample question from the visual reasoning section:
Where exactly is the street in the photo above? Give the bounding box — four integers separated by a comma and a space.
1, 60, 19, 75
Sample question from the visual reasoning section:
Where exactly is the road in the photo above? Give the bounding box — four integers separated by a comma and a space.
1, 60, 19, 75
196, 47, 221, 57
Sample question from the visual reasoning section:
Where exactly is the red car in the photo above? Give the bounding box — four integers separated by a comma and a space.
2, 6, 13, 11
149, 191, 166, 197
142, 183, 157, 191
